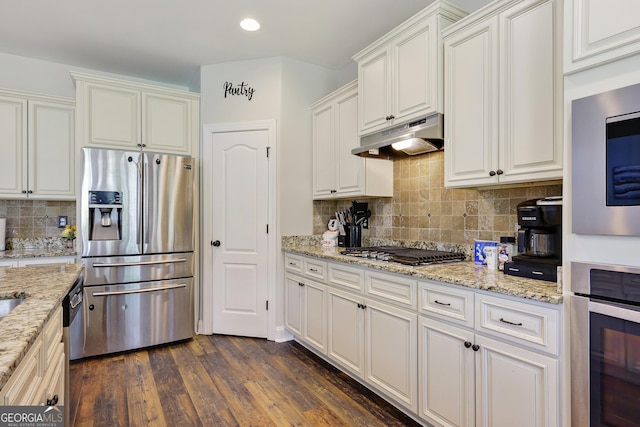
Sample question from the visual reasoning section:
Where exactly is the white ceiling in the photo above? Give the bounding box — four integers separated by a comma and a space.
0, 0, 491, 90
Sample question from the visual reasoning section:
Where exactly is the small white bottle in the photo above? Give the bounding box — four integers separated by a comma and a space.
485, 246, 497, 270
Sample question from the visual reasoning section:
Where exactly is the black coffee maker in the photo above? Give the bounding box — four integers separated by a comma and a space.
504, 197, 562, 282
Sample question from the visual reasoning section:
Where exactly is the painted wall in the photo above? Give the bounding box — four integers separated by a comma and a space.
0, 52, 190, 99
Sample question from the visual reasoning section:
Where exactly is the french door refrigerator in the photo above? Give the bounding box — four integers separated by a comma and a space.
71, 147, 195, 360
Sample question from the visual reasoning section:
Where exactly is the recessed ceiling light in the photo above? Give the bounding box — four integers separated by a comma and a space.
240, 18, 260, 32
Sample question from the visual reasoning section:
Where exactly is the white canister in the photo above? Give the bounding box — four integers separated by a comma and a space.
484, 246, 497, 270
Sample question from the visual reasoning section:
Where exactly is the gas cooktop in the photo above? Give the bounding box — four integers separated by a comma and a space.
341, 246, 466, 266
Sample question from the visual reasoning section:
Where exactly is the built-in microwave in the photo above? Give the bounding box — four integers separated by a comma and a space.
572, 83, 640, 236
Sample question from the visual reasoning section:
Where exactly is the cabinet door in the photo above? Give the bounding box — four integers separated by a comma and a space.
28, 100, 75, 199
85, 83, 140, 149
565, 0, 640, 73
365, 298, 418, 412
142, 92, 193, 155
0, 95, 27, 197
499, 0, 562, 183
284, 275, 303, 336
303, 280, 327, 354
334, 88, 363, 197
444, 17, 499, 188
312, 100, 335, 199
419, 316, 475, 427
392, 16, 438, 122
327, 288, 364, 376
475, 335, 558, 427
358, 48, 392, 135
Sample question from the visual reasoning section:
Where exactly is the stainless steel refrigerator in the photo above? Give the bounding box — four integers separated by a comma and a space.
71, 147, 195, 360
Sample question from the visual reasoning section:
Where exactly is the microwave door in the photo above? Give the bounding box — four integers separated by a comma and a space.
142, 153, 194, 254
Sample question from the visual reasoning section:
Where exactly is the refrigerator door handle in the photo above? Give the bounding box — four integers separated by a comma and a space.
92, 258, 188, 268
92, 283, 187, 297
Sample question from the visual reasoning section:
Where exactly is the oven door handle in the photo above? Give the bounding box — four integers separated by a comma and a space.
92, 283, 186, 297
91, 258, 187, 268
589, 299, 640, 323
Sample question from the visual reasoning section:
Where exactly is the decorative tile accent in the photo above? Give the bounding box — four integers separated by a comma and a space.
313, 152, 562, 246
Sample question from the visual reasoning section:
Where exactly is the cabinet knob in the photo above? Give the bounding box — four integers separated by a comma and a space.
298, 282, 304, 287
489, 170, 496, 176
27, 190, 33, 194
21, 190, 27, 194
472, 344, 480, 352
464, 341, 472, 348
330, 189, 337, 193
385, 115, 395, 121
496, 169, 504, 175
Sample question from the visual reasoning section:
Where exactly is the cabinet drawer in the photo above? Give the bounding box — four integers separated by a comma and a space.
2, 339, 42, 405
43, 306, 63, 365
365, 271, 417, 309
419, 280, 474, 328
284, 253, 303, 274
328, 263, 364, 292
475, 294, 560, 355
304, 258, 328, 282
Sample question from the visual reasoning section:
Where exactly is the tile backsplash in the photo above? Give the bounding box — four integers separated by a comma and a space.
0, 200, 76, 243
313, 151, 562, 245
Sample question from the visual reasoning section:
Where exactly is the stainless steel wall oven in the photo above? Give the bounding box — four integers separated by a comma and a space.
571, 262, 640, 426
572, 83, 640, 236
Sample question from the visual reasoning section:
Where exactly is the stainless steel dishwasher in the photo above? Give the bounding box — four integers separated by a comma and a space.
62, 275, 83, 427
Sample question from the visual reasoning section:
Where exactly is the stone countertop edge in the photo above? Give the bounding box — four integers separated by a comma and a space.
0, 263, 84, 391
0, 248, 77, 259
282, 245, 562, 306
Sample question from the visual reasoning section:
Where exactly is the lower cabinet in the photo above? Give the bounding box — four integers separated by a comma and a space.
284, 253, 562, 426
285, 274, 328, 354
327, 287, 418, 412
0, 306, 64, 406
419, 316, 559, 427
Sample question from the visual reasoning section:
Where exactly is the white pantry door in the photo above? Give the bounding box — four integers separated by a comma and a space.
207, 128, 270, 337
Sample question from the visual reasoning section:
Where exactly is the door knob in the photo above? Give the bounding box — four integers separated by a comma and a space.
212, 240, 221, 247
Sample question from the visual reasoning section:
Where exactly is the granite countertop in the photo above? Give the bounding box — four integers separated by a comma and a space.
282, 244, 563, 305
0, 263, 84, 390
0, 247, 77, 259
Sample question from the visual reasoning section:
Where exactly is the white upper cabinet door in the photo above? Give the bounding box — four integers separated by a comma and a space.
86, 83, 140, 149
444, 0, 561, 188
355, 2, 467, 137
333, 87, 363, 196
28, 100, 75, 199
312, 100, 335, 199
358, 48, 392, 135
444, 17, 500, 187
565, 0, 640, 73
0, 95, 27, 197
499, 0, 562, 183
142, 92, 192, 155
393, 17, 439, 123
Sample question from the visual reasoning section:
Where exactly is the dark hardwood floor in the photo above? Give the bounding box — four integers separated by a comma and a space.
69, 335, 422, 426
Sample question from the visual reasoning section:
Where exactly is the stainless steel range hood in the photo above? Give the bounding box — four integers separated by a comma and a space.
352, 113, 444, 159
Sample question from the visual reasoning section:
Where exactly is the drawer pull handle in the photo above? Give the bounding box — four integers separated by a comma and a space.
499, 317, 523, 327
434, 300, 451, 306
507, 267, 520, 272
309, 268, 318, 272
289, 262, 296, 266
531, 271, 544, 275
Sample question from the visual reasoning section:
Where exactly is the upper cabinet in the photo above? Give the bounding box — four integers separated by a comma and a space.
71, 72, 199, 156
353, 1, 467, 136
311, 81, 393, 200
0, 90, 75, 200
443, 0, 562, 188
564, 0, 640, 74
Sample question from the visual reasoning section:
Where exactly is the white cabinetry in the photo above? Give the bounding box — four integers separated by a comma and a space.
71, 72, 199, 155
0, 306, 64, 407
418, 280, 560, 427
353, 1, 467, 136
284, 274, 328, 354
311, 81, 392, 200
443, 0, 562, 188
0, 91, 75, 199
564, 0, 640, 73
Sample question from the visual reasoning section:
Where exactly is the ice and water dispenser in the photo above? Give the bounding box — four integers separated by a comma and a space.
87, 191, 123, 241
